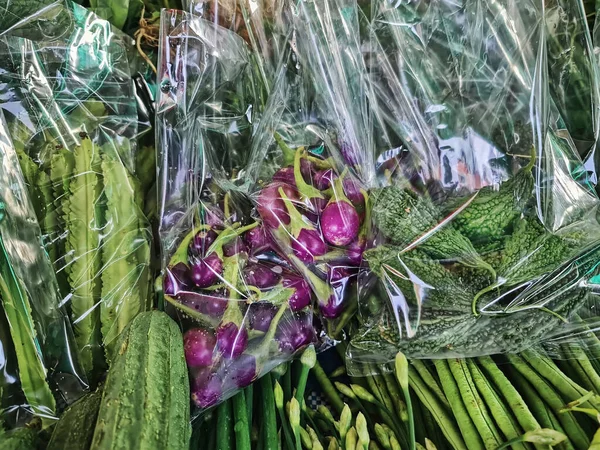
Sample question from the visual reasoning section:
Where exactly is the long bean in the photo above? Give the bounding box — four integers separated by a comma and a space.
506, 355, 588, 449
233, 390, 251, 450
312, 361, 345, 414
434, 360, 483, 449
477, 357, 541, 435
447, 359, 501, 448
407, 369, 466, 450
466, 360, 525, 450
411, 361, 450, 410
216, 400, 234, 450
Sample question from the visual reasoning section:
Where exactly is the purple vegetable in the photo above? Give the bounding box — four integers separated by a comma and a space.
343, 178, 365, 209
249, 302, 278, 332
321, 200, 360, 247
190, 229, 218, 256
223, 236, 247, 257
273, 166, 296, 186
313, 169, 336, 190
283, 275, 312, 311
243, 225, 274, 254
190, 253, 223, 288
177, 291, 227, 317
205, 206, 225, 229
184, 328, 217, 367
191, 369, 221, 408
163, 262, 191, 296
244, 264, 281, 289
217, 322, 248, 359
276, 317, 316, 354
257, 182, 299, 229
221, 353, 257, 389
291, 228, 328, 263
320, 294, 345, 319
300, 158, 314, 180
347, 237, 366, 266
329, 265, 357, 283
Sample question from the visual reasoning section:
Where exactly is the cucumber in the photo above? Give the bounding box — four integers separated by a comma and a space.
47, 389, 102, 450
90, 311, 191, 450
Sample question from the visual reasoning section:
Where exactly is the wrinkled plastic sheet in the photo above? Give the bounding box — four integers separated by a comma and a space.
0, 0, 152, 396
337, 0, 600, 370
157, 10, 319, 413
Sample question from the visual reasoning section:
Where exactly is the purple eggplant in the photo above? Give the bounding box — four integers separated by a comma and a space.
190, 229, 218, 256
191, 369, 222, 408
244, 263, 282, 289
273, 166, 297, 186
184, 328, 217, 367
276, 316, 316, 354
216, 322, 248, 359
282, 275, 312, 311
321, 199, 360, 247
176, 291, 227, 317
163, 262, 192, 296
257, 182, 299, 229
190, 253, 223, 288
291, 228, 328, 263
243, 225, 274, 254
249, 302, 278, 332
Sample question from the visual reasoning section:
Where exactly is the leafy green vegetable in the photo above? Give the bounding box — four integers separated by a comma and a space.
371, 186, 494, 275
63, 137, 103, 378
99, 145, 151, 360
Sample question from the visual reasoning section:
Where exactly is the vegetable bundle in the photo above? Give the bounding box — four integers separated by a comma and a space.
0, 0, 153, 387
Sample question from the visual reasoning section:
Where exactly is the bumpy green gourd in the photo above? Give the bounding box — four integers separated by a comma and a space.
99, 146, 151, 360
496, 217, 585, 286
353, 244, 600, 359
364, 246, 473, 310
453, 155, 535, 247
63, 137, 103, 378
91, 311, 191, 450
47, 389, 102, 450
371, 186, 494, 275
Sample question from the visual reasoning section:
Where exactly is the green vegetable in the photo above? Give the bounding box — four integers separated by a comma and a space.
0, 230, 55, 419
494, 218, 585, 287
63, 137, 103, 378
91, 311, 191, 450
47, 389, 102, 450
216, 399, 234, 450
99, 146, 151, 360
453, 153, 535, 248
233, 390, 252, 450
370, 186, 494, 275
0, 424, 40, 450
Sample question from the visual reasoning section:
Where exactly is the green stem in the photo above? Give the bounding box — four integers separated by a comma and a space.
246, 384, 254, 428
216, 399, 234, 450
312, 361, 344, 414
233, 391, 251, 450
261, 375, 278, 450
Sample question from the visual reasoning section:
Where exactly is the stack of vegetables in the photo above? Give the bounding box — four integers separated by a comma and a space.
4, 0, 600, 450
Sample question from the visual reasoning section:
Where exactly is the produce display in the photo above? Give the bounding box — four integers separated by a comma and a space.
2, 0, 600, 449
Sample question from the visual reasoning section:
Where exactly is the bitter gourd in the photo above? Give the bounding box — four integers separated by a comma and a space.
371, 186, 494, 276
91, 311, 191, 450
453, 152, 535, 248
352, 243, 600, 360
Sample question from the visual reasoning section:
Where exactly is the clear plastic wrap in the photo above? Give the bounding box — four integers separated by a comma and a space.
0, 0, 153, 383
157, 9, 316, 413
245, 45, 368, 339
341, 0, 600, 367
0, 109, 86, 428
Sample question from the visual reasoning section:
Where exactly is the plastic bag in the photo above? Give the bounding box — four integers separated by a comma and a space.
157, 9, 316, 413
0, 109, 86, 428
342, 0, 600, 366
244, 44, 368, 340
0, 0, 153, 383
